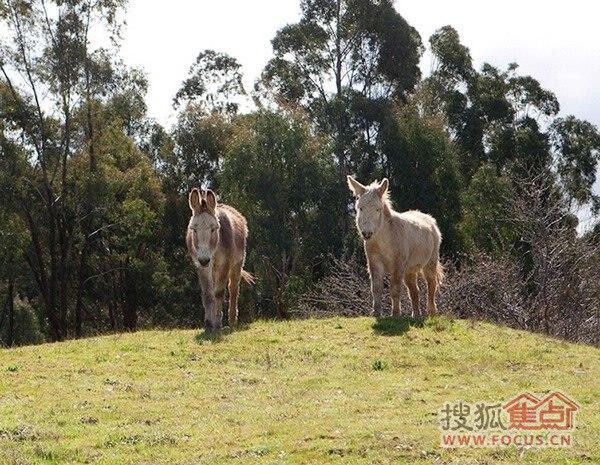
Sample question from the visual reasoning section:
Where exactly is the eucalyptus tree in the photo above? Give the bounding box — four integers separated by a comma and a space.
0, 132, 29, 346
0, 0, 128, 340
258, 0, 423, 176
379, 105, 464, 254
550, 116, 600, 211
421, 26, 562, 180
168, 50, 246, 192
220, 110, 346, 318
422, 26, 600, 257
174, 49, 246, 114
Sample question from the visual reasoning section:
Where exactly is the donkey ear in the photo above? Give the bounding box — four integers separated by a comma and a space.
205, 189, 217, 211
347, 176, 366, 197
377, 178, 389, 198
189, 188, 201, 212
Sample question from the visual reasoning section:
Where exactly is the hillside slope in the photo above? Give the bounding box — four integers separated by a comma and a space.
0, 317, 598, 465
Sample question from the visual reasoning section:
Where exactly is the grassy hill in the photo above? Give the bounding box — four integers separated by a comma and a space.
0, 316, 598, 465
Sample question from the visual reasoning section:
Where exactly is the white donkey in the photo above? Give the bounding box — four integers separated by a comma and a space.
347, 177, 444, 318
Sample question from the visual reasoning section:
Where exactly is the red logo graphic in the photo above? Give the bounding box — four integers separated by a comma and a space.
503, 391, 579, 430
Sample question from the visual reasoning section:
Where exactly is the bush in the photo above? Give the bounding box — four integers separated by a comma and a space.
440, 254, 528, 329
0, 297, 44, 347
296, 244, 600, 346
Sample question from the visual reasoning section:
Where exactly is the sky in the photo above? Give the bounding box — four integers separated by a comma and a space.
121, 0, 600, 227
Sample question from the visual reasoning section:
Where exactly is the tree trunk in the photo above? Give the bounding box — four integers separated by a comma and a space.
7, 277, 15, 347
122, 271, 138, 331
108, 279, 117, 331
70, 5, 97, 339
334, 0, 346, 175
73, 237, 90, 338
123, 298, 137, 330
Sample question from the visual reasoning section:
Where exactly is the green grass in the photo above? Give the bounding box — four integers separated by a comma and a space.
0, 316, 598, 464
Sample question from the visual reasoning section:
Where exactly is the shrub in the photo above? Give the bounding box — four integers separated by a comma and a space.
0, 297, 45, 347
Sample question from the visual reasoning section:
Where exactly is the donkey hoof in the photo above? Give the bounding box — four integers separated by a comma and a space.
204, 320, 213, 331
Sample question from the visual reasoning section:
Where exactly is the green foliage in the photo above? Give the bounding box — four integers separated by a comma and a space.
508, 73, 559, 118
371, 358, 387, 371
169, 111, 232, 190
0, 0, 138, 341
380, 105, 464, 254
459, 164, 518, 254
429, 25, 473, 83
0, 296, 44, 347
220, 110, 346, 316
107, 67, 150, 139
259, 0, 423, 173
422, 27, 567, 186
83, 121, 166, 331
173, 50, 246, 114
0, 205, 27, 287
551, 116, 600, 209
264, 0, 422, 103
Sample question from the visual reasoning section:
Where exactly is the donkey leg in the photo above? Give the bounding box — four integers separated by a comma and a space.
390, 270, 402, 318
228, 265, 242, 327
212, 267, 230, 330
368, 260, 384, 318
198, 271, 215, 330
213, 288, 225, 330
424, 269, 439, 315
404, 273, 420, 318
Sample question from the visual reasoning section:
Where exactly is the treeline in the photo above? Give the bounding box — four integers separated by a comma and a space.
1, 0, 599, 346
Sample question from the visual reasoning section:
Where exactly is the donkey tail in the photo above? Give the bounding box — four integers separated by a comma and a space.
435, 261, 445, 287
241, 269, 256, 285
